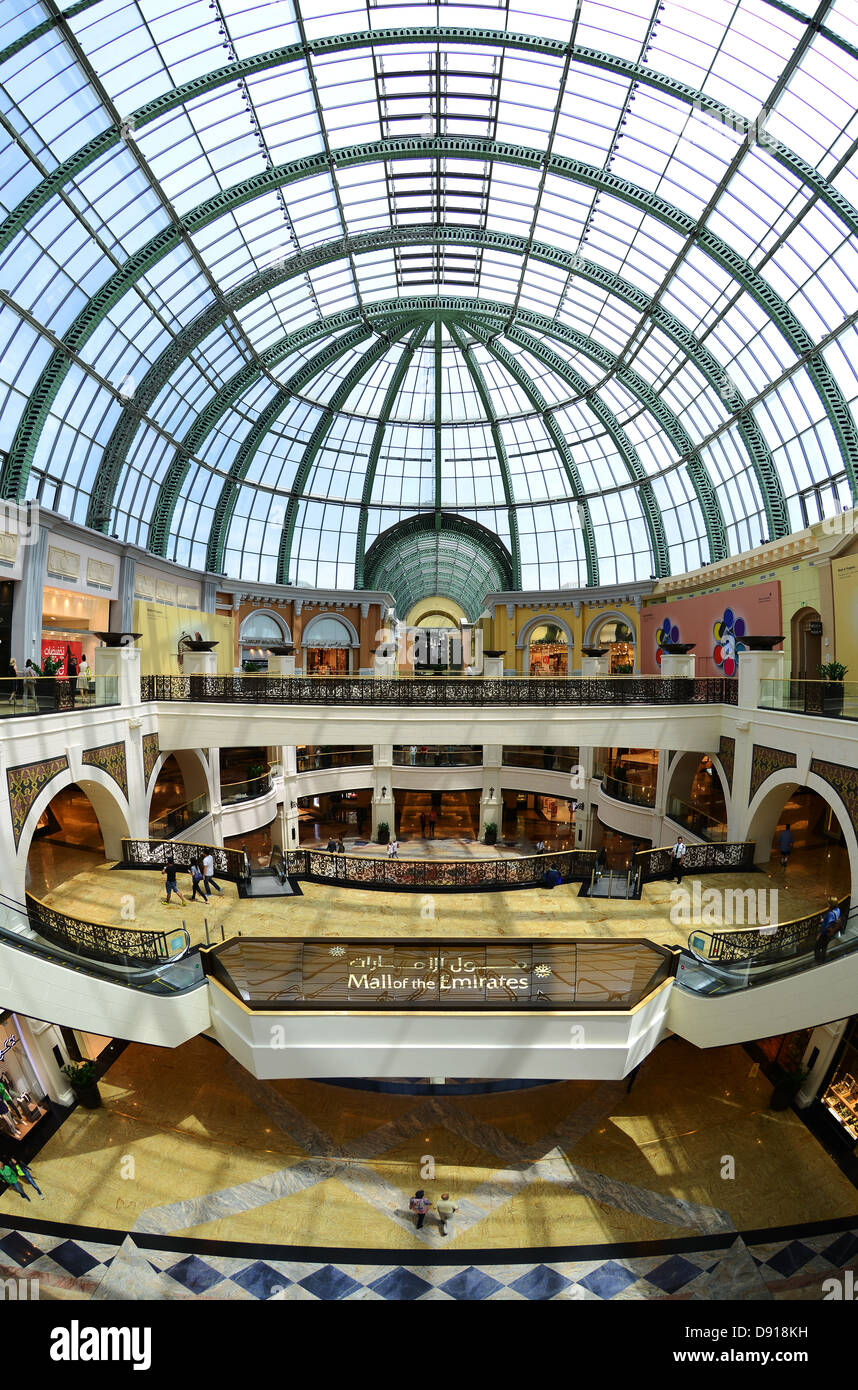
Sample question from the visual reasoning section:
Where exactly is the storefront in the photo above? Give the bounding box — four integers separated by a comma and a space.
238, 611, 291, 669
41, 585, 110, 684
0, 1013, 51, 1143
528, 622, 569, 675
302, 615, 357, 675
593, 618, 636, 673
816, 1019, 858, 1146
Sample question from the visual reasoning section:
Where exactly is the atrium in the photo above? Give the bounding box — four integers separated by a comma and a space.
1, 0, 858, 1323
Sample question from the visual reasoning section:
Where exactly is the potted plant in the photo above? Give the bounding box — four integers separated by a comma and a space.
769, 1065, 807, 1112
33, 653, 63, 710
484, 821, 498, 846
377, 820, 390, 845
819, 660, 848, 716
246, 760, 265, 795
242, 659, 265, 673
62, 1059, 102, 1110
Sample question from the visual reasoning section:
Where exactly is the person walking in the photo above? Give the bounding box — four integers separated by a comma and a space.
436, 1192, 457, 1236
5, 657, 19, 705
201, 850, 224, 896
409, 744, 417, 766
66, 646, 78, 702
815, 897, 843, 963
409, 1189, 432, 1230
13, 1159, 44, 1199
671, 836, 686, 884
0, 1160, 30, 1201
420, 810, 427, 837
22, 658, 37, 708
387, 838, 399, 859
428, 809, 436, 839
189, 860, 209, 903
336, 835, 345, 853
779, 825, 795, 872
161, 856, 185, 905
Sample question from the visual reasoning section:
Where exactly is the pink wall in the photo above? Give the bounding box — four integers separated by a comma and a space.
640, 582, 783, 677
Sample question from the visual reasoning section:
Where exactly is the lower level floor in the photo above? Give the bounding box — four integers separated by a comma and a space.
0, 1032, 856, 1302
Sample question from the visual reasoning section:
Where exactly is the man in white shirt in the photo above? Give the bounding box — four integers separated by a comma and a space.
201, 851, 224, 896
671, 836, 687, 884
387, 839, 399, 858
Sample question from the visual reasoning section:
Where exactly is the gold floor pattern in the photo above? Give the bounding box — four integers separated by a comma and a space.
1, 1037, 854, 1250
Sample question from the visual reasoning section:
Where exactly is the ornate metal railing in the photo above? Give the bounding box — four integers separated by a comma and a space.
141, 673, 738, 707
634, 841, 755, 883
122, 839, 247, 879
689, 896, 851, 964
25, 891, 189, 967
263, 846, 597, 890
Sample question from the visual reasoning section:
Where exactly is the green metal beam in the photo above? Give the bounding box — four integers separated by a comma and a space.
353, 322, 429, 589
5, 27, 858, 265
149, 320, 375, 554
90, 226, 787, 541
463, 318, 670, 575
434, 319, 443, 531
7, 137, 854, 518
446, 322, 522, 586
274, 320, 416, 585
363, 512, 514, 621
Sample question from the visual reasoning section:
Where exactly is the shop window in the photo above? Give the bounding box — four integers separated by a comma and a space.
528, 622, 568, 676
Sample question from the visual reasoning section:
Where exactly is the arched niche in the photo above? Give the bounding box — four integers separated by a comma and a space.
743, 769, 858, 894
20, 769, 132, 885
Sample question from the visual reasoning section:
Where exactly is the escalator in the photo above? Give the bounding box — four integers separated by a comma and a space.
238, 844, 295, 897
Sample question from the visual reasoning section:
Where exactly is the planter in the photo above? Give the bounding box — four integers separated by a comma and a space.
484, 828, 498, 846
741, 635, 783, 651
92, 631, 142, 647
266, 645, 294, 655
377, 824, 390, 845
72, 1081, 102, 1110
823, 682, 845, 717
581, 646, 608, 657
663, 642, 696, 654
183, 640, 219, 651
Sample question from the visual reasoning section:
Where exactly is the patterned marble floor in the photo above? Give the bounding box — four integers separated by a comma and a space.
38, 859, 839, 951
2, 1219, 857, 1300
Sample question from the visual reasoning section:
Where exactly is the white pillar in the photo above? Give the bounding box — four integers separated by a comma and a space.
372, 744, 395, 840
95, 643, 141, 707
796, 1019, 849, 1109
482, 654, 504, 679
738, 649, 785, 710
182, 649, 218, 676
208, 748, 224, 847
575, 747, 596, 849
660, 654, 696, 678
479, 745, 502, 841
16, 1015, 75, 1107
125, 719, 149, 839
581, 654, 610, 676
279, 745, 301, 850
268, 653, 296, 676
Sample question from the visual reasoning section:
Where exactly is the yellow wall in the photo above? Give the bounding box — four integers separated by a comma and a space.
832, 558, 858, 675
133, 601, 234, 675
486, 601, 640, 672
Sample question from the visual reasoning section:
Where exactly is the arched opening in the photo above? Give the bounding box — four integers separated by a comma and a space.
26, 779, 130, 896
747, 780, 852, 904
528, 621, 569, 676
666, 752, 729, 842
148, 751, 210, 839
302, 615, 356, 675
790, 606, 822, 681
594, 617, 636, 674
239, 610, 290, 669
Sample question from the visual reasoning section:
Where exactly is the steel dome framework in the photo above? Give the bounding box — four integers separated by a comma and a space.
2, 0, 858, 604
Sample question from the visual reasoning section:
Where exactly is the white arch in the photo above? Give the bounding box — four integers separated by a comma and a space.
514, 612, 575, 650
666, 749, 730, 816
239, 608, 291, 644
147, 747, 213, 808
301, 612, 360, 647
742, 769, 858, 893
582, 610, 638, 648
19, 767, 132, 894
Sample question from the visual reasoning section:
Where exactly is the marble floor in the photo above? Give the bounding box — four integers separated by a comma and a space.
1, 1036, 855, 1250
38, 852, 846, 951
0, 1036, 856, 1299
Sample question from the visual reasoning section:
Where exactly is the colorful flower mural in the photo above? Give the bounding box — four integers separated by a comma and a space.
655, 616, 679, 666
713, 608, 746, 677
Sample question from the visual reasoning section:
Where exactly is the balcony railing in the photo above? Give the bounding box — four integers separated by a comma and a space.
759, 678, 858, 721
601, 773, 656, 808
122, 839, 247, 879
634, 841, 755, 883
393, 745, 482, 766
148, 792, 210, 840
281, 846, 597, 891
220, 771, 273, 804
0, 673, 119, 717
296, 748, 372, 772
665, 794, 728, 843
687, 895, 851, 965
25, 890, 190, 968
141, 673, 738, 707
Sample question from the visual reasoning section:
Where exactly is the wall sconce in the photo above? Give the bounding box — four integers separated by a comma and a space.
381, 786, 387, 797
489, 787, 494, 798
290, 800, 297, 809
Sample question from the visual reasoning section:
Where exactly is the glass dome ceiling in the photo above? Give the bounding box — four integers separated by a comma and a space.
2, 0, 858, 599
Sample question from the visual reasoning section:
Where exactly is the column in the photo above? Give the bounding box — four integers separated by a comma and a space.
371, 744, 395, 840
581, 653, 610, 676
279, 745, 301, 850
208, 747, 224, 848
738, 649, 785, 710
268, 652, 296, 676
796, 1019, 849, 1110
15, 1015, 75, 1107
479, 744, 502, 842
125, 718, 149, 839
659, 653, 696, 678
10, 522, 49, 669
94, 642, 141, 708
575, 746, 597, 849
110, 553, 136, 634
182, 649, 218, 676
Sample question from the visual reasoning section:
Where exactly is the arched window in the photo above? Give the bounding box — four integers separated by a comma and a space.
594, 617, 636, 674
302, 615, 357, 675
528, 622, 569, 676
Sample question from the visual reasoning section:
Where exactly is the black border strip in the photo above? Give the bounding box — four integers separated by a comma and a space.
3, 1211, 857, 1268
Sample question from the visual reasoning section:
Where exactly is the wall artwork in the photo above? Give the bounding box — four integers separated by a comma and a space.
7, 755, 69, 850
